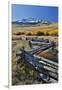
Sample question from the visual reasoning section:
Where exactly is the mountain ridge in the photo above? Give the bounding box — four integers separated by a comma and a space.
12, 18, 51, 25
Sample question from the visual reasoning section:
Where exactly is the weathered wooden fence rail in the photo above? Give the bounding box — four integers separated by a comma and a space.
16, 39, 58, 83
16, 49, 58, 83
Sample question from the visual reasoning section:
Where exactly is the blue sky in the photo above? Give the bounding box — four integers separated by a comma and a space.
12, 4, 58, 22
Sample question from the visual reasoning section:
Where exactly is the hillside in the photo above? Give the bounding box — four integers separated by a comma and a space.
12, 22, 58, 37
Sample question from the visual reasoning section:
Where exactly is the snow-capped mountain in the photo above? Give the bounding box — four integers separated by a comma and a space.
12, 18, 51, 25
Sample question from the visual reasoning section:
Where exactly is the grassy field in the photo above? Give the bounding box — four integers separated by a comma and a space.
12, 40, 44, 85
12, 23, 58, 85
12, 22, 58, 36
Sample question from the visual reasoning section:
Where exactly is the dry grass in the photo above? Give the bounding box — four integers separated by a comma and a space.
12, 22, 58, 85
12, 23, 58, 36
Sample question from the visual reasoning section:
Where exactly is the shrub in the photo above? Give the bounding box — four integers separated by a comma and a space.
26, 32, 32, 36
16, 32, 24, 35
45, 32, 49, 36
36, 31, 44, 36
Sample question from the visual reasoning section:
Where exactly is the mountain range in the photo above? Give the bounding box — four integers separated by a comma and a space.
12, 18, 51, 25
